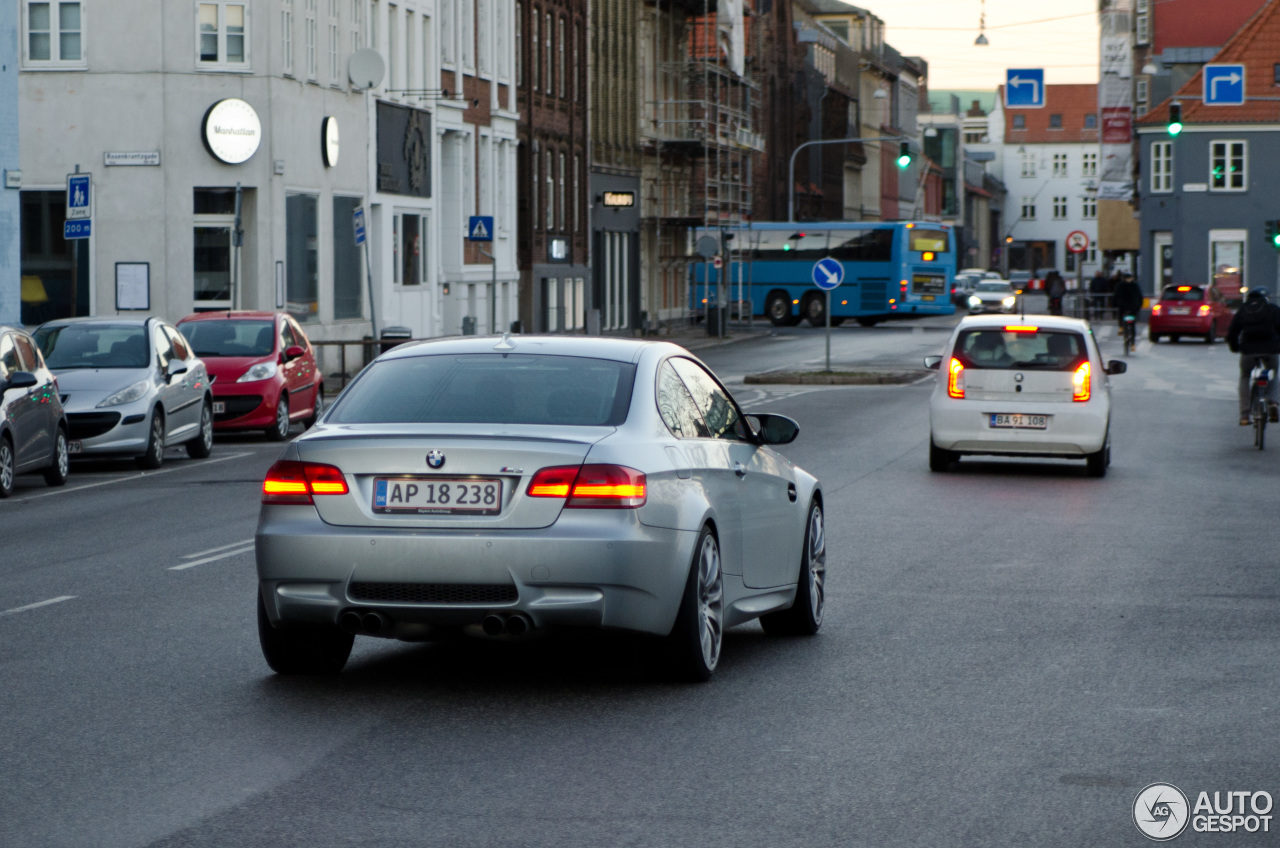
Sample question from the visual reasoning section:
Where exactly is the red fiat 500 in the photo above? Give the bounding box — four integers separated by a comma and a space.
176, 312, 323, 440
1148, 284, 1234, 343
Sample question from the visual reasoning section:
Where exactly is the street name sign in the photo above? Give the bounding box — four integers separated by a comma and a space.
468, 215, 494, 241
812, 257, 844, 290
1203, 64, 1245, 106
1005, 69, 1045, 109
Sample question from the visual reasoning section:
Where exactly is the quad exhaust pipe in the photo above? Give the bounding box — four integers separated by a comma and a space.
481, 612, 534, 636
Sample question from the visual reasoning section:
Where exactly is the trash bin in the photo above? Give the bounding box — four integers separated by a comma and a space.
380, 326, 412, 354
461, 316, 477, 335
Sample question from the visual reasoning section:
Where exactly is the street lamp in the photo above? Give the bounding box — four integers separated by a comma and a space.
788, 135, 906, 222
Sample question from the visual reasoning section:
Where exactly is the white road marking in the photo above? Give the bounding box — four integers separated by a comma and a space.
169, 545, 255, 571
181, 538, 255, 560
11, 452, 254, 503
0, 596, 76, 617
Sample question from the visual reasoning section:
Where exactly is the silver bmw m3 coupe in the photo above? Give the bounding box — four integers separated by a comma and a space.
256, 335, 825, 680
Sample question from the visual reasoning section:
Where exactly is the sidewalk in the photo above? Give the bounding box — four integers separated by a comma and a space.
608, 320, 775, 352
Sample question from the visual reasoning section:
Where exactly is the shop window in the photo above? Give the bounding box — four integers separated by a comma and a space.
1210, 140, 1246, 191
333, 196, 364, 319
399, 213, 423, 287
20, 191, 89, 324
286, 194, 319, 322
197, 2, 248, 69
24, 1, 84, 66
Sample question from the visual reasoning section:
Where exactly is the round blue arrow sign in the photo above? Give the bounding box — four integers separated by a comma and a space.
812, 257, 844, 290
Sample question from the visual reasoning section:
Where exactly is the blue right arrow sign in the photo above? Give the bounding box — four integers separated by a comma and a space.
1005, 69, 1045, 109
1203, 64, 1245, 106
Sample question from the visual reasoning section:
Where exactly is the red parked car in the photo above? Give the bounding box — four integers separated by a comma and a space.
1148, 284, 1234, 344
176, 312, 323, 440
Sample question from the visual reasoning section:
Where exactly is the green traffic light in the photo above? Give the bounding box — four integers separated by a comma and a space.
1167, 121, 1183, 136
896, 154, 911, 169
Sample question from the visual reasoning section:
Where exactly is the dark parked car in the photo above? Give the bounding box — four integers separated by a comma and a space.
0, 326, 69, 497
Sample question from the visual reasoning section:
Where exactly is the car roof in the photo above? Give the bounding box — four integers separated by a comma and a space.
177, 311, 279, 323
37, 316, 157, 329
956, 314, 1091, 332
378, 334, 688, 364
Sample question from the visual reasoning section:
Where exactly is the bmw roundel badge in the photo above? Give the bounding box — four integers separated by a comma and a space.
426, 450, 446, 469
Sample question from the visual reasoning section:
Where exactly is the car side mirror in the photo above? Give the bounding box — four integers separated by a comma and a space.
747, 413, 800, 445
4, 371, 38, 391
1106, 360, 1127, 375
166, 360, 188, 380
923, 355, 942, 370
284, 345, 305, 362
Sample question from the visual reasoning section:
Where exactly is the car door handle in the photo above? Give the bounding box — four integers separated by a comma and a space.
733, 462, 747, 478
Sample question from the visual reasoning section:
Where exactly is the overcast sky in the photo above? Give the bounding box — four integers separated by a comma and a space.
870, 0, 1101, 91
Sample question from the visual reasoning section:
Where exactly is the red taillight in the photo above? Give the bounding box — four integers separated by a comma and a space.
1073, 362, 1091, 402
1152, 304, 1162, 315
1198, 304, 1211, 316
947, 357, 965, 399
526, 464, 647, 508
262, 460, 349, 504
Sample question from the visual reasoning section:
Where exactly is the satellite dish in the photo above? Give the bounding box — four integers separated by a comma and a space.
348, 48, 385, 90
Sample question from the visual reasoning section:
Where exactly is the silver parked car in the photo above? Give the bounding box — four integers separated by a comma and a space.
33, 317, 214, 468
256, 336, 825, 680
0, 326, 70, 496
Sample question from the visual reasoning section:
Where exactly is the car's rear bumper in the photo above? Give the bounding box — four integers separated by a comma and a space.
1150, 314, 1212, 334
931, 397, 1109, 456
256, 505, 696, 637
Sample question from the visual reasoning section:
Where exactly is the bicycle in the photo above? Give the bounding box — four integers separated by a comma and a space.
1121, 314, 1137, 356
1249, 357, 1272, 450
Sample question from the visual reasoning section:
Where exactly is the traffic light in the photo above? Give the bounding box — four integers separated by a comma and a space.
1268, 220, 1280, 250
896, 142, 911, 169
1167, 101, 1183, 136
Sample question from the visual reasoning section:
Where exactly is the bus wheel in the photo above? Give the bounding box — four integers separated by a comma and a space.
765, 292, 794, 327
856, 317, 879, 327
802, 294, 827, 327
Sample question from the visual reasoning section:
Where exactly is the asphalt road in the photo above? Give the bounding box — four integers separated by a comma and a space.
2, 319, 1277, 847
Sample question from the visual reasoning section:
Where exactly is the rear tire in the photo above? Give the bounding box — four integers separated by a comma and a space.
0, 435, 15, 498
765, 292, 794, 327
665, 526, 723, 682
1086, 435, 1109, 478
43, 428, 69, 486
760, 500, 825, 636
1170, 334, 1181, 343
929, 439, 955, 472
1205, 323, 1216, 344
1148, 329, 1160, 342
186, 401, 214, 458
257, 590, 353, 675
303, 387, 324, 428
265, 396, 290, 441
136, 411, 165, 470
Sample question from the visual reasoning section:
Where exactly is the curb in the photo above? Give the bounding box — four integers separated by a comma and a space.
744, 370, 927, 385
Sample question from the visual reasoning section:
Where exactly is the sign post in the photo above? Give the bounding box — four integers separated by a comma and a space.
353, 206, 378, 337
812, 257, 845, 372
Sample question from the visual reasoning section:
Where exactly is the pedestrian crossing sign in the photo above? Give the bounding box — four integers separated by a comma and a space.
468, 216, 494, 242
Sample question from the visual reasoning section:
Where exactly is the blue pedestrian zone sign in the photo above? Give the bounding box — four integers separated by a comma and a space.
1203, 64, 1245, 106
66, 174, 91, 220
812, 257, 844, 291
1005, 68, 1045, 109
468, 216, 494, 242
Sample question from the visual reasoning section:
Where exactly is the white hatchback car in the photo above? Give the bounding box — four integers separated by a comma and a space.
924, 315, 1126, 476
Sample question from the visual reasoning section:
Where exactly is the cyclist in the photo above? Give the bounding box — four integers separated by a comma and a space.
1226, 287, 1280, 425
1112, 272, 1144, 349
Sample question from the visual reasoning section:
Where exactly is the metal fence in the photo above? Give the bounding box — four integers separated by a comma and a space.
310, 337, 428, 393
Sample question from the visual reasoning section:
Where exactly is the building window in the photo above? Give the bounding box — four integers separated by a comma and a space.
304, 0, 317, 79
1052, 196, 1067, 219
282, 0, 293, 75
558, 152, 566, 230
1012, 114, 1025, 130
197, 3, 247, 68
477, 0, 490, 75
286, 194, 320, 321
1052, 153, 1068, 177
1150, 141, 1173, 193
545, 150, 554, 229
1021, 197, 1036, 220
572, 153, 580, 231
351, 0, 361, 53
573, 22, 581, 102
461, 0, 473, 71
24, 1, 84, 66
1136, 13, 1149, 45
544, 12, 552, 93
515, 2, 522, 85
1210, 140, 1246, 191
398, 214, 422, 287
333, 196, 364, 319
193, 189, 237, 308
531, 150, 538, 231
20, 190, 89, 324
963, 131, 985, 144
1136, 78, 1148, 115
1082, 197, 1097, 219
558, 16, 565, 97
1020, 151, 1035, 178
1048, 113, 1062, 129
1274, 63, 1280, 86
1084, 113, 1096, 129
328, 0, 339, 82
530, 7, 538, 89
441, 0, 454, 65
1081, 152, 1097, 177
479, 135, 491, 214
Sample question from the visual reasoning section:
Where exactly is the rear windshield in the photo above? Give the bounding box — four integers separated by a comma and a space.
327, 354, 636, 426
954, 329, 1088, 371
1161, 287, 1205, 302
180, 320, 275, 357
35, 324, 149, 370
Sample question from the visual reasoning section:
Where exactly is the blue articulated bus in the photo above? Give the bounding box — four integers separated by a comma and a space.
692, 221, 957, 327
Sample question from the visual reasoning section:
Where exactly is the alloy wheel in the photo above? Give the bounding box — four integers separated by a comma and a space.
200, 406, 213, 450
55, 432, 69, 478
806, 505, 826, 625
0, 440, 14, 495
696, 533, 724, 671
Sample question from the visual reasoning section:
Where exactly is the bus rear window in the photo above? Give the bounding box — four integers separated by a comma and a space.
910, 229, 949, 253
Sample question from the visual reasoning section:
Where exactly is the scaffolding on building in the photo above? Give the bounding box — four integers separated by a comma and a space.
641, 0, 762, 322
